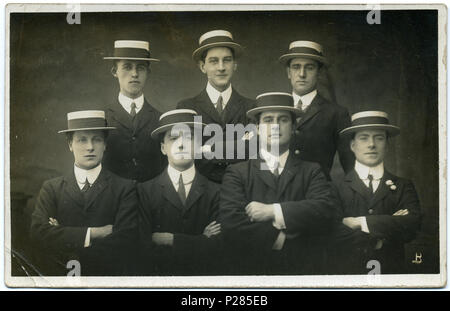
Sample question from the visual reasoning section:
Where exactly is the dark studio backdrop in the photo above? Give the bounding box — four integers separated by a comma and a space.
9, 9, 440, 274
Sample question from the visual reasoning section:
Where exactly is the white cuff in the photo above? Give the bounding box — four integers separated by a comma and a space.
375, 239, 383, 250
84, 228, 91, 247
272, 231, 286, 250
360, 217, 370, 233
272, 203, 286, 230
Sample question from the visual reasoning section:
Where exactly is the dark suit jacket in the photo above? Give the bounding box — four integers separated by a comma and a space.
137, 168, 222, 275
30, 168, 138, 276
219, 153, 338, 275
290, 93, 354, 179
329, 169, 422, 274
103, 98, 166, 182
177, 88, 256, 183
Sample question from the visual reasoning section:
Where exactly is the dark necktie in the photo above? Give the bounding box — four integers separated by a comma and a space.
368, 174, 374, 193
130, 102, 137, 118
296, 98, 303, 123
81, 178, 90, 197
296, 98, 303, 111
216, 95, 223, 115
178, 174, 186, 206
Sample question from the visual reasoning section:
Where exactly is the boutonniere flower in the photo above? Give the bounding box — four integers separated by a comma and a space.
386, 180, 396, 190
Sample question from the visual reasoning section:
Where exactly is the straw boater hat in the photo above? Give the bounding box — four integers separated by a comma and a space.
279, 40, 329, 66
246, 92, 302, 120
103, 40, 160, 62
58, 110, 116, 133
192, 30, 243, 62
339, 111, 400, 137
151, 109, 207, 140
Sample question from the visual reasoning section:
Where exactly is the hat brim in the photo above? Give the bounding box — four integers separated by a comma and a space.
279, 53, 329, 66
58, 126, 116, 134
151, 122, 207, 140
247, 106, 302, 119
103, 57, 160, 62
339, 124, 400, 137
192, 42, 243, 62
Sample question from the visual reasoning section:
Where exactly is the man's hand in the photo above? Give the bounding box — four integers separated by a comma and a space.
48, 217, 59, 226
152, 232, 174, 246
393, 209, 409, 216
91, 224, 113, 240
203, 221, 221, 238
342, 217, 364, 230
245, 201, 275, 222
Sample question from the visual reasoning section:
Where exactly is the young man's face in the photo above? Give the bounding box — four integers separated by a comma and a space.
69, 130, 106, 170
112, 60, 149, 99
351, 129, 387, 167
161, 127, 196, 171
287, 57, 319, 96
199, 47, 237, 92
258, 110, 293, 154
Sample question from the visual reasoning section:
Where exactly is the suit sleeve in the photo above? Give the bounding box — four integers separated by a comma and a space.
136, 183, 154, 252
30, 180, 88, 252
95, 180, 138, 248
219, 165, 280, 251
280, 165, 338, 236
335, 107, 355, 174
365, 180, 422, 243
329, 183, 377, 250
172, 187, 221, 258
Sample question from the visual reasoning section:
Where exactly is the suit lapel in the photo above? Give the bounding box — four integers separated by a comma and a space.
370, 170, 395, 207
63, 170, 85, 209
277, 154, 301, 198
196, 90, 223, 125
296, 94, 324, 129
134, 99, 157, 134
158, 169, 185, 212
223, 89, 245, 125
253, 159, 278, 191
108, 100, 134, 131
184, 172, 205, 213
346, 170, 372, 202
84, 168, 109, 212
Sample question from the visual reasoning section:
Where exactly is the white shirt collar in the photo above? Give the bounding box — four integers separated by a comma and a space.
260, 148, 289, 173
292, 89, 317, 110
167, 164, 196, 187
74, 163, 102, 189
118, 93, 144, 115
206, 82, 232, 107
354, 160, 384, 180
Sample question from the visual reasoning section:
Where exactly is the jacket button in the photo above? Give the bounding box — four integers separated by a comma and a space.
132, 136, 136, 141
132, 158, 137, 166
295, 130, 300, 135
368, 209, 374, 214
295, 149, 300, 155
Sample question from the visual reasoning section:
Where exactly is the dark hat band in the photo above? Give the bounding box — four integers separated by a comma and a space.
256, 95, 294, 108
289, 46, 323, 56
200, 35, 234, 47
68, 118, 107, 130
159, 114, 200, 128
352, 116, 389, 127
114, 47, 151, 59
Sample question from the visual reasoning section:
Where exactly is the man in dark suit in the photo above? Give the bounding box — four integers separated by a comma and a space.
30, 110, 138, 276
329, 111, 422, 274
137, 109, 222, 275
177, 30, 256, 183
102, 40, 165, 182
279, 40, 354, 179
219, 93, 338, 275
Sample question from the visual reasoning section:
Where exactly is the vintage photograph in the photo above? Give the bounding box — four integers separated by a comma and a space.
4, 3, 446, 287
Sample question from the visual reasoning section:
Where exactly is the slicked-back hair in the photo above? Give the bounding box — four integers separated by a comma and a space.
200, 47, 235, 63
